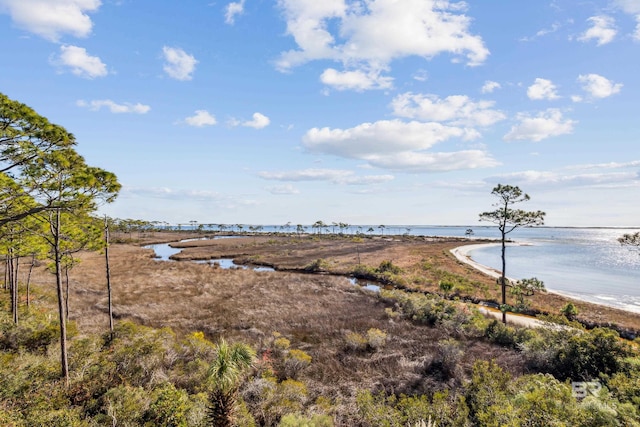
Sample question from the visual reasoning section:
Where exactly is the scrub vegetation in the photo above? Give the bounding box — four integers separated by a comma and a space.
3, 92, 640, 425
3, 263, 640, 425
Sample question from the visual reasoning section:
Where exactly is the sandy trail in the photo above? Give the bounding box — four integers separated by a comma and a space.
450, 243, 553, 329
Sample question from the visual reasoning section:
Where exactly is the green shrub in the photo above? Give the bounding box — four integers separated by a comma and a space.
304, 259, 331, 272
439, 280, 454, 297
344, 332, 368, 351
0, 408, 24, 426
0, 312, 59, 354
377, 260, 402, 275
356, 391, 403, 427
278, 413, 334, 426
366, 328, 387, 350
96, 385, 149, 426
511, 374, 580, 424
250, 378, 309, 425
144, 382, 191, 427
519, 327, 631, 381
284, 349, 312, 379
436, 338, 464, 379
465, 360, 516, 426
24, 408, 89, 427
560, 302, 579, 320
274, 337, 291, 351
484, 319, 517, 348
108, 321, 176, 387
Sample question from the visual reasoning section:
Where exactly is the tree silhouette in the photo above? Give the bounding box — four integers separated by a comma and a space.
479, 184, 545, 323
619, 232, 640, 255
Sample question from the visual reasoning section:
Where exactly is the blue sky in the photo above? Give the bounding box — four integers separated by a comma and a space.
1, 0, 638, 227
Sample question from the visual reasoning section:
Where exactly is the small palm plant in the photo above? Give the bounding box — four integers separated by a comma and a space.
206, 339, 256, 427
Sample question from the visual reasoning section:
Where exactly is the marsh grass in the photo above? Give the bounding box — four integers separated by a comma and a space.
21, 242, 529, 407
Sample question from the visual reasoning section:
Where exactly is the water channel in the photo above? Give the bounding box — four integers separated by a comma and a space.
144, 240, 382, 292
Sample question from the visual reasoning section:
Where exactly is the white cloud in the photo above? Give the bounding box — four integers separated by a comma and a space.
261, 169, 352, 182
53, 44, 107, 78
259, 168, 394, 185
366, 150, 500, 173
184, 110, 217, 127
225, 0, 245, 24
578, 15, 617, 45
615, 0, 640, 15
77, 99, 150, 114
243, 112, 271, 129
276, 0, 488, 89
320, 68, 393, 91
162, 46, 198, 81
229, 112, 271, 129
527, 78, 560, 100
265, 184, 300, 195
613, 1, 640, 40
565, 160, 640, 170
301, 119, 498, 172
481, 80, 501, 94
578, 73, 623, 98
340, 174, 395, 185
304, 120, 479, 158
488, 169, 638, 189
122, 187, 258, 208
413, 69, 428, 82
0, 0, 101, 41
504, 109, 576, 142
391, 93, 506, 127
520, 22, 562, 42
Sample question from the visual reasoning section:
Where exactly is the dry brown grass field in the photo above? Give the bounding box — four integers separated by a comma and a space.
167, 232, 640, 332
24, 231, 640, 400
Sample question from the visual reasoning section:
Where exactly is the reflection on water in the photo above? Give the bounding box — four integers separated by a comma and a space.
196, 258, 275, 272
468, 228, 640, 313
145, 243, 275, 272
348, 277, 382, 292
144, 242, 382, 291
146, 243, 181, 260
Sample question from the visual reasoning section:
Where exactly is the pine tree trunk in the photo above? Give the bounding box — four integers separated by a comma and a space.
13, 253, 19, 324
64, 265, 70, 322
3, 255, 8, 291
8, 251, 17, 324
26, 253, 35, 309
53, 210, 70, 386
105, 216, 114, 337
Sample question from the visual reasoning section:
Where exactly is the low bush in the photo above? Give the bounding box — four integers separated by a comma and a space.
344, 331, 368, 352
278, 413, 334, 426
284, 349, 312, 379
366, 328, 387, 350
304, 259, 331, 272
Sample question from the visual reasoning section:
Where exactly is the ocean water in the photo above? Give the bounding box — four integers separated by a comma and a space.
460, 227, 640, 313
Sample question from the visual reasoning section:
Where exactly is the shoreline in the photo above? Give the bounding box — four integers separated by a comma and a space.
450, 243, 640, 315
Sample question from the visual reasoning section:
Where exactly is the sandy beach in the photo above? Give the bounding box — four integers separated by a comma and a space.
450, 243, 511, 281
